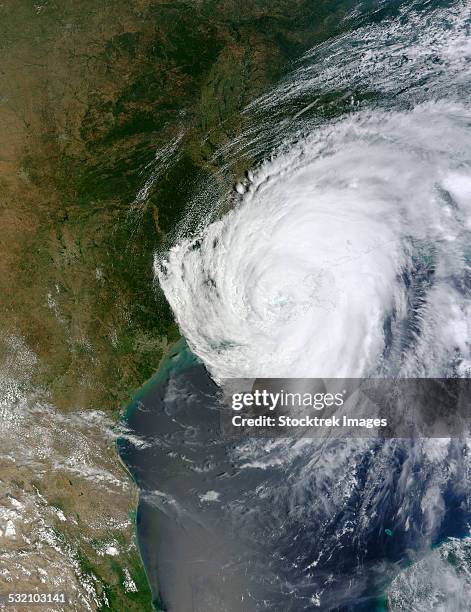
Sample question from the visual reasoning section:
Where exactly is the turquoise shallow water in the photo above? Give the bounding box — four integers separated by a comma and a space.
121, 339, 197, 423
117, 339, 198, 609
118, 1, 471, 608
117, 344, 460, 611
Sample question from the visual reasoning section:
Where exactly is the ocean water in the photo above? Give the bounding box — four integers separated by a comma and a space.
121, 1, 471, 609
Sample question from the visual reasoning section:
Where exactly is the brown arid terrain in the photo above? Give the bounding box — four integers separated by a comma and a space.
0, 1, 355, 609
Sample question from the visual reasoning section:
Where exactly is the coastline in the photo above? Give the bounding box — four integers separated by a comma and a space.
117, 338, 199, 609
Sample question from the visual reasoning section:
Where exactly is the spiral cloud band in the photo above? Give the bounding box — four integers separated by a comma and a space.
153, 4, 471, 606
151, 0, 471, 610
156, 1, 471, 383
158, 103, 471, 380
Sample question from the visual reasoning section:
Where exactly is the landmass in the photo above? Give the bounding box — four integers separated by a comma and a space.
0, 1, 355, 608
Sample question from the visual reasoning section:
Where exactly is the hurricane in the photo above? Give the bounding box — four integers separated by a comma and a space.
157, 1, 471, 383
150, 1, 471, 609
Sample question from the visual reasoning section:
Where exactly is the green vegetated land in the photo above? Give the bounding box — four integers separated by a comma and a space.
0, 0, 358, 608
